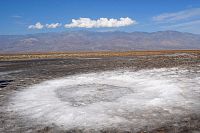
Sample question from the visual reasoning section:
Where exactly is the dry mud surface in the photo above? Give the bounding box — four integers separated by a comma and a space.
0, 53, 200, 133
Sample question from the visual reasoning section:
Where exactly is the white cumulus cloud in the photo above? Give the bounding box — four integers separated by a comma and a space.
28, 22, 44, 29
64, 17, 136, 28
46, 23, 61, 28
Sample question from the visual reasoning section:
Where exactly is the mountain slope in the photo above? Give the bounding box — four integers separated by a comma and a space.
0, 31, 200, 53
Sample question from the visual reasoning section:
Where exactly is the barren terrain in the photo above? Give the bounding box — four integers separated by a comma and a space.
0, 50, 200, 133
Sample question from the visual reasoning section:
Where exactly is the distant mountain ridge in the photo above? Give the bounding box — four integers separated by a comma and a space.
0, 31, 200, 53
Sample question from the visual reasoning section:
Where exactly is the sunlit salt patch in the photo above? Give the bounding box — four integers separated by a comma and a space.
7, 67, 200, 131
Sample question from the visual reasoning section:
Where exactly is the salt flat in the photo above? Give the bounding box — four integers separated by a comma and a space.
6, 67, 200, 132
0, 52, 200, 132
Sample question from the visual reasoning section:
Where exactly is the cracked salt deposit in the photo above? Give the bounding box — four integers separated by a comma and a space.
7, 67, 200, 131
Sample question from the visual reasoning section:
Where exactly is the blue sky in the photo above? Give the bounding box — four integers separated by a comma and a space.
1, 0, 200, 35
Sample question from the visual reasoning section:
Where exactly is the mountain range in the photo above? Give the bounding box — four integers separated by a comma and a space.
0, 31, 200, 53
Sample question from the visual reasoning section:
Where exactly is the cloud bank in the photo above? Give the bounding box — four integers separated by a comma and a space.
28, 22, 44, 29
46, 23, 61, 28
28, 17, 136, 29
64, 17, 136, 28
28, 22, 61, 29
153, 8, 200, 23
152, 7, 200, 34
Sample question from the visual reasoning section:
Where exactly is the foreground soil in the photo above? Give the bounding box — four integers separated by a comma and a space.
0, 51, 200, 133
0, 50, 199, 61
